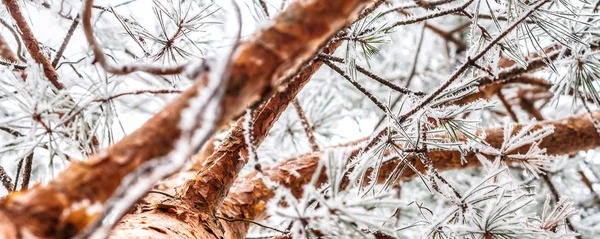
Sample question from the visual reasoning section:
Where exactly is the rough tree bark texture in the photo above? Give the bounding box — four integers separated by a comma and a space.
116, 1, 385, 236
217, 110, 600, 238
0, 1, 370, 238
110, 43, 342, 239
109, 1, 387, 236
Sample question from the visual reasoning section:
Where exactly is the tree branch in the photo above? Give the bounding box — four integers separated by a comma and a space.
0, 0, 371, 238
218, 110, 600, 238
2, 0, 63, 89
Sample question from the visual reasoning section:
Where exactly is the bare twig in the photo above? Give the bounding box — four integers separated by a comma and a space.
12, 159, 23, 191
81, 0, 187, 76
216, 215, 288, 234
258, 0, 270, 17
0, 166, 14, 192
322, 59, 389, 113
20, 153, 33, 190
319, 54, 424, 96
497, 90, 519, 122
52, 16, 80, 68
92, 89, 182, 102
292, 98, 320, 151
384, 0, 474, 29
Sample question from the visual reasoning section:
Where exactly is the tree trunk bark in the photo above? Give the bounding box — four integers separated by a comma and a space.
0, 1, 370, 238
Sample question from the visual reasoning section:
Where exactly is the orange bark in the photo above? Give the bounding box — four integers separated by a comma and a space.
111, 1, 388, 236
111, 10, 365, 239
217, 110, 600, 237
0, 0, 370, 238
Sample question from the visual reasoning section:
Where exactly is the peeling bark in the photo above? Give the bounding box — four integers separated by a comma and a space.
112, 30, 345, 239
111, 0, 389, 236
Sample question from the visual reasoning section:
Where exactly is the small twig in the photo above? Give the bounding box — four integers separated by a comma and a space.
258, 0, 270, 17
52, 16, 80, 68
216, 215, 288, 234
92, 89, 182, 102
520, 95, 544, 121
577, 170, 600, 204
497, 90, 519, 122
352, 0, 387, 25
319, 54, 424, 96
20, 153, 33, 190
384, 0, 474, 30
391, 7, 467, 52
292, 98, 320, 152
322, 59, 389, 113
0, 165, 14, 192
81, 0, 187, 76
13, 158, 23, 191
148, 190, 177, 199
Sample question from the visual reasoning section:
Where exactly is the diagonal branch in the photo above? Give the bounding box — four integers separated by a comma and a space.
0, 1, 372, 238
112, 2, 388, 238
2, 0, 63, 89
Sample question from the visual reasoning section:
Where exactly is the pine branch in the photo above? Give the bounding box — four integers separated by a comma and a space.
217, 110, 600, 238
81, 0, 187, 76
112, 2, 388, 238
0, 1, 373, 238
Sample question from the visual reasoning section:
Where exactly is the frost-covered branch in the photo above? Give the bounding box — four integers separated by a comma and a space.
81, 0, 187, 76
218, 110, 600, 238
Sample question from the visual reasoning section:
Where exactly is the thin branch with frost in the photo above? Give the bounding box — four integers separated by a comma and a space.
398, 0, 551, 123
81, 0, 188, 76
51, 16, 80, 68
92, 89, 183, 102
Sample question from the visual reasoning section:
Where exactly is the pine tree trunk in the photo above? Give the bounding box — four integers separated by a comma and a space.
0, 1, 370, 238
